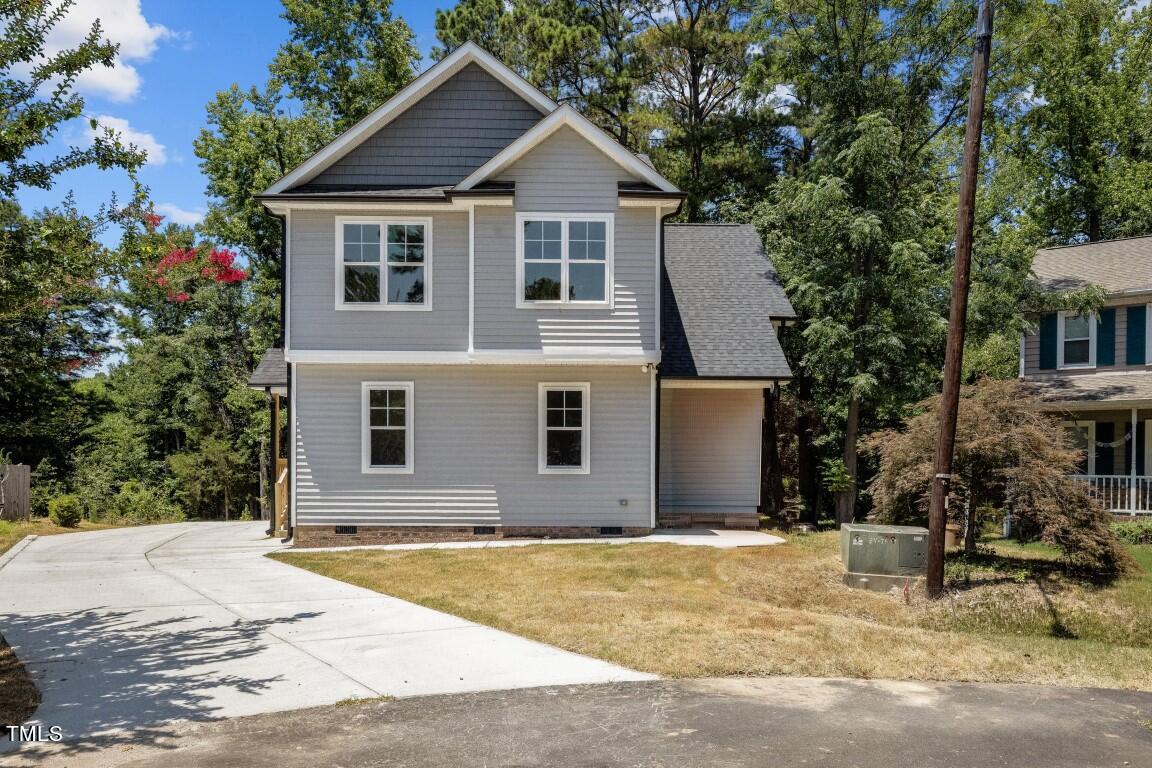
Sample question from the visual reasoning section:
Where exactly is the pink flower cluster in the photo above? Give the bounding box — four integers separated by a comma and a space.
148, 246, 247, 302
200, 248, 246, 284
143, 212, 165, 230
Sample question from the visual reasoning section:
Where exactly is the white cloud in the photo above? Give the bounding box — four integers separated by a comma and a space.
46, 0, 174, 102
154, 202, 205, 226
769, 83, 798, 115
86, 115, 166, 165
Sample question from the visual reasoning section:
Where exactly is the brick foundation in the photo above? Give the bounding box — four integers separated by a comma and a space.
292, 525, 651, 548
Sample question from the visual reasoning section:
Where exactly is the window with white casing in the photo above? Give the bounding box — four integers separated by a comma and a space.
1057, 311, 1095, 369
517, 213, 612, 306
538, 383, 590, 474
338, 218, 430, 309
362, 382, 414, 473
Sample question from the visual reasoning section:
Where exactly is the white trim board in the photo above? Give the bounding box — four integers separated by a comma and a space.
455, 105, 679, 193
264, 43, 555, 195
286, 349, 659, 365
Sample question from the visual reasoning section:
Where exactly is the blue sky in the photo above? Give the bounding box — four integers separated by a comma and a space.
16, 0, 445, 233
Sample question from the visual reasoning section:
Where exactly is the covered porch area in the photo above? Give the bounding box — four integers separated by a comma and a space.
248, 347, 290, 535
1029, 373, 1152, 518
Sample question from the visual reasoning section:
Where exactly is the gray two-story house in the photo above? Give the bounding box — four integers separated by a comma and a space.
250, 44, 794, 546
1023, 235, 1152, 519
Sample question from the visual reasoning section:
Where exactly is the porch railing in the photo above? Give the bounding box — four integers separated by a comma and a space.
1068, 474, 1152, 515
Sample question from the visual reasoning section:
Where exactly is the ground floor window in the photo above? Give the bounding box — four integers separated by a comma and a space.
538, 383, 590, 474
362, 382, 413, 473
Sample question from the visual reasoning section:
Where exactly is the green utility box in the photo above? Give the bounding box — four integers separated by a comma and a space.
841, 523, 929, 592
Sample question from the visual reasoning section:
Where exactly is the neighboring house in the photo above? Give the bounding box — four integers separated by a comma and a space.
1023, 235, 1152, 519
248, 44, 794, 546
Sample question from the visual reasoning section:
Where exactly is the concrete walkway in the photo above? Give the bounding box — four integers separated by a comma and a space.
0, 522, 650, 753
10, 678, 1152, 767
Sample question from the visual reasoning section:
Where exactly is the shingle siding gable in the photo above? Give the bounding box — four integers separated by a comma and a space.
304, 63, 546, 190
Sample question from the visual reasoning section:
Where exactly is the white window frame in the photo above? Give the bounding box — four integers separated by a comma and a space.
515, 212, 613, 309
361, 382, 415, 474
1061, 419, 1095, 476
336, 216, 432, 311
1056, 310, 1095, 370
538, 382, 591, 474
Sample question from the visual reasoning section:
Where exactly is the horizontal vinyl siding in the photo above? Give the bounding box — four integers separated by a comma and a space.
1024, 299, 1147, 378
288, 209, 468, 351
473, 206, 657, 351
308, 64, 545, 188
473, 127, 657, 352
659, 389, 763, 511
294, 364, 653, 527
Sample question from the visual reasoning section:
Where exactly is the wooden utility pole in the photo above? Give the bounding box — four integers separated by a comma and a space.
927, 0, 995, 599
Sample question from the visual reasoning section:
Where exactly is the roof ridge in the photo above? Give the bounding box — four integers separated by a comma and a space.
664, 222, 748, 227
1039, 233, 1152, 252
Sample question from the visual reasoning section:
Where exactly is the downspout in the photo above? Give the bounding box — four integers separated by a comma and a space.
654, 201, 683, 526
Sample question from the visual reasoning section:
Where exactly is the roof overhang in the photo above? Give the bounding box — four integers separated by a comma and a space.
263, 43, 556, 195
661, 377, 789, 389
454, 105, 680, 194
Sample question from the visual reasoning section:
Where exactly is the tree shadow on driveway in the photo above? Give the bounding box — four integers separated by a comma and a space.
1, 605, 322, 761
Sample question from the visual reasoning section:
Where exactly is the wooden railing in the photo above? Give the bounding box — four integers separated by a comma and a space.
1068, 474, 1152, 515
274, 457, 289, 534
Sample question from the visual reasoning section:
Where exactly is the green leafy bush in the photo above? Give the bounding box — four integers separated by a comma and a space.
48, 494, 83, 528
111, 481, 184, 524
1112, 521, 1152, 545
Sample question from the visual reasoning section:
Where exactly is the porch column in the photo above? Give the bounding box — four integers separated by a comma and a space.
1131, 407, 1138, 514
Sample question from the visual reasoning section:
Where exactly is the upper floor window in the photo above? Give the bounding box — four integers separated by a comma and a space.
337, 217, 430, 310
517, 213, 612, 307
1057, 311, 1095, 369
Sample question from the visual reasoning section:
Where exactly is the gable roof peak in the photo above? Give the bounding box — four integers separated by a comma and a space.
455, 104, 680, 194
263, 43, 556, 195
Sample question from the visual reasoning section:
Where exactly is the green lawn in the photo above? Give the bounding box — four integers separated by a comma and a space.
273, 533, 1152, 690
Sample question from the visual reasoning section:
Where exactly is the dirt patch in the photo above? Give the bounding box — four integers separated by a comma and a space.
0, 635, 40, 727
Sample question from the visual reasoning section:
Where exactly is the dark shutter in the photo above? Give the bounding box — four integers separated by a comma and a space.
1097, 422, 1114, 476
1097, 308, 1115, 366
1127, 305, 1146, 365
1039, 312, 1058, 370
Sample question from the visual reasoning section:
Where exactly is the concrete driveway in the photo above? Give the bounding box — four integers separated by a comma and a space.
0, 522, 650, 752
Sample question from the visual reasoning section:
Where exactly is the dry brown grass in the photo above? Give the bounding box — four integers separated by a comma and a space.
0, 637, 40, 727
273, 533, 1152, 690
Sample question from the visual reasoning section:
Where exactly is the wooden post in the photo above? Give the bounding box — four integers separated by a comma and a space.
926, 0, 994, 599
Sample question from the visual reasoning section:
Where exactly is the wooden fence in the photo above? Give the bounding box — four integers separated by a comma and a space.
0, 464, 31, 521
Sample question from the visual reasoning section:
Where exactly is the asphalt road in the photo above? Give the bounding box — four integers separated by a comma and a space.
10, 677, 1151, 767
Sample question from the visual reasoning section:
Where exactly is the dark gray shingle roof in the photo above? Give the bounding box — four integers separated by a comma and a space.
1032, 236, 1152, 294
248, 348, 287, 389
1026, 372, 1152, 405
661, 223, 794, 379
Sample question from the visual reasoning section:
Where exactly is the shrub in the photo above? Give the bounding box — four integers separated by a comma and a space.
48, 494, 83, 528
111, 481, 184, 524
862, 379, 1132, 582
1111, 521, 1152, 545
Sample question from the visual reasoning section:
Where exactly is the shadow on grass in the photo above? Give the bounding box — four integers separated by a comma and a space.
0, 606, 321, 760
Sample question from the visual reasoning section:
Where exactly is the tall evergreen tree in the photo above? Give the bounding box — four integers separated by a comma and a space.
749, 0, 976, 522
270, 0, 420, 131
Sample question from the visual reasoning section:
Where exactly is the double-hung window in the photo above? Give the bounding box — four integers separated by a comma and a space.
538, 383, 590, 474
362, 382, 414, 473
338, 218, 430, 309
517, 213, 611, 306
1056, 311, 1095, 369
